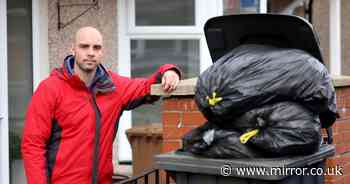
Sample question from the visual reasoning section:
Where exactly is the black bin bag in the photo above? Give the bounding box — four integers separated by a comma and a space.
195, 44, 337, 128
235, 102, 322, 157
182, 122, 262, 158
182, 102, 321, 158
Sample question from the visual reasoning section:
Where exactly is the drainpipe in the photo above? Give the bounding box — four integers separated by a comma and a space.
259, 0, 267, 13
329, 0, 341, 75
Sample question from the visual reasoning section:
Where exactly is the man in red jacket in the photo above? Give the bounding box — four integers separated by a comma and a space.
21, 26, 181, 184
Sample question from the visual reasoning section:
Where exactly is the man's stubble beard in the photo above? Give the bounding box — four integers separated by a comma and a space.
76, 61, 97, 73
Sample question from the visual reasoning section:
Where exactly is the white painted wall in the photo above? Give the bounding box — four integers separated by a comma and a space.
33, 0, 50, 90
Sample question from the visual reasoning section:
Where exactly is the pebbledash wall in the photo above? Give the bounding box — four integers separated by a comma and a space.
151, 76, 350, 184
48, 0, 118, 71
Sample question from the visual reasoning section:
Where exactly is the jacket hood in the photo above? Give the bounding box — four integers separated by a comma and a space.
52, 55, 116, 93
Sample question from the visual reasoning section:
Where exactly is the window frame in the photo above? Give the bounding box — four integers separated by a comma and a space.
0, 0, 10, 183
116, 0, 222, 162
128, 0, 202, 34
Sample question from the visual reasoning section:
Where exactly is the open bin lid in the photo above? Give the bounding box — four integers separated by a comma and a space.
204, 14, 323, 63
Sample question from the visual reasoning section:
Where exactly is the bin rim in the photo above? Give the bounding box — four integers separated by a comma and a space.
155, 144, 335, 181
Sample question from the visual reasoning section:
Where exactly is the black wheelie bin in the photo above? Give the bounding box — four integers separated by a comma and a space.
155, 14, 337, 184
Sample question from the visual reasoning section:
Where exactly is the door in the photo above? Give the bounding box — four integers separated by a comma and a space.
7, 0, 33, 183
1, 0, 48, 183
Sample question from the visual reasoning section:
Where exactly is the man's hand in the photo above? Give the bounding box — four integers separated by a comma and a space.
161, 70, 180, 93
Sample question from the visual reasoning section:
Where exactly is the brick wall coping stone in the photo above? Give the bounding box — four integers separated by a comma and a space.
151, 75, 350, 96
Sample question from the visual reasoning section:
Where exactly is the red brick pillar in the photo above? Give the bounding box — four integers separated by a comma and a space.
161, 97, 206, 153
325, 87, 350, 184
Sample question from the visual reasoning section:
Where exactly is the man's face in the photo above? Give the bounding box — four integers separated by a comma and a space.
72, 28, 103, 73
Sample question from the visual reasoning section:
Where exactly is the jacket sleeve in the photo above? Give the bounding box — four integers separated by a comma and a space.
122, 64, 181, 110
21, 80, 56, 184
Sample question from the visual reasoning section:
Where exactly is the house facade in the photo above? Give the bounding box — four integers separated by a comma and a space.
0, 0, 348, 183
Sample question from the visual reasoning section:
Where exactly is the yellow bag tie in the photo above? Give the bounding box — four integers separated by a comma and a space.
240, 129, 259, 144
206, 92, 223, 106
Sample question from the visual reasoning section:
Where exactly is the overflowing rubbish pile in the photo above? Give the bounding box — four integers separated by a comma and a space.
182, 44, 337, 158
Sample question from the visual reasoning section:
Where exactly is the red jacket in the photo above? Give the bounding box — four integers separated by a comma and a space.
21, 55, 180, 184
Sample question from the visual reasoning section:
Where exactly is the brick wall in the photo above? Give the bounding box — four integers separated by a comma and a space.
324, 87, 350, 184
161, 97, 206, 153
161, 87, 350, 183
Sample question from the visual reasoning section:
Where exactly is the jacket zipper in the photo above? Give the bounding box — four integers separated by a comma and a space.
90, 91, 101, 184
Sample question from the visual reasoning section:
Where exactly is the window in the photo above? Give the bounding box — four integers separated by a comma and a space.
135, 0, 195, 26
223, 0, 267, 14
131, 39, 200, 124
117, 0, 222, 162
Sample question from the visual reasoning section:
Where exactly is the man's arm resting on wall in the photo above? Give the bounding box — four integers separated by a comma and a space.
121, 64, 181, 110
